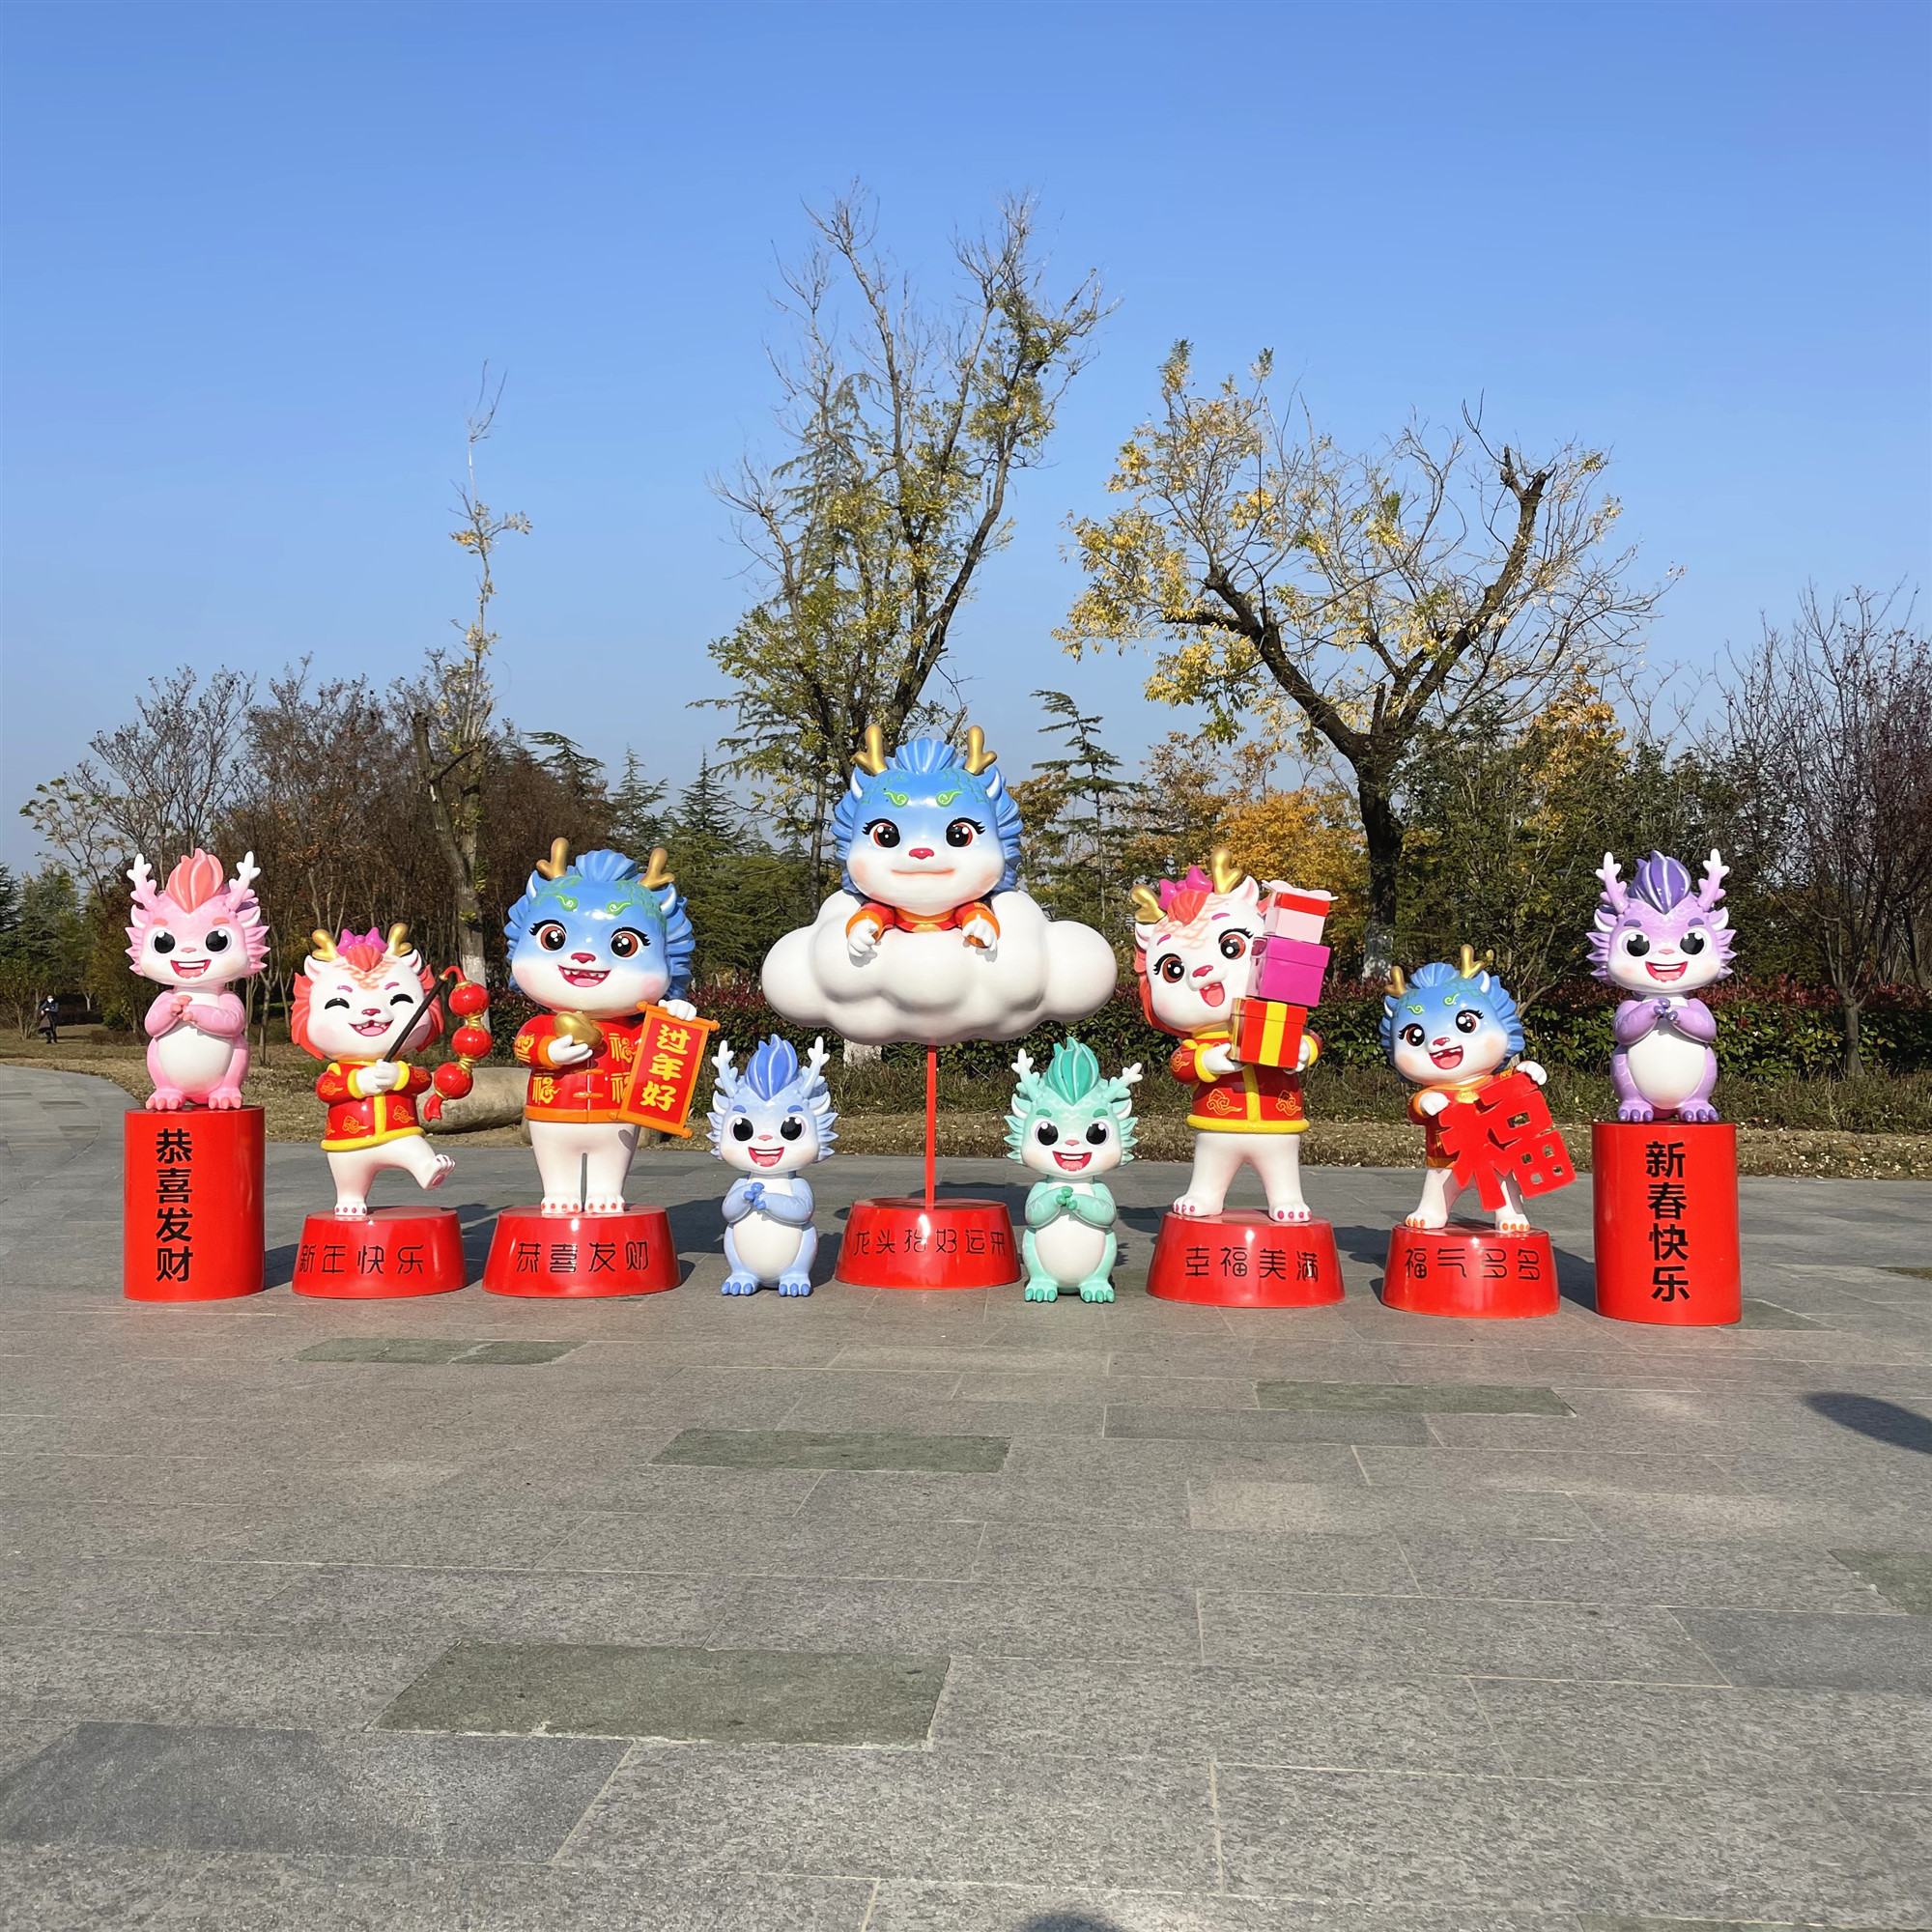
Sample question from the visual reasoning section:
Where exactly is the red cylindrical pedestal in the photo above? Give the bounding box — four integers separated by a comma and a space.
1147, 1212, 1345, 1308
1592, 1121, 1741, 1325
1381, 1224, 1558, 1318
483, 1206, 678, 1296
836, 1198, 1022, 1289
123, 1107, 265, 1302
293, 1208, 467, 1298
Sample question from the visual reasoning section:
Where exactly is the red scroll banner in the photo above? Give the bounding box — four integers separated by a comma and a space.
615, 1005, 721, 1137
1432, 1070, 1575, 1211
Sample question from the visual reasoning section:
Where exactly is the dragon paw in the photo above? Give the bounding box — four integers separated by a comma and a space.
207, 1089, 244, 1111
145, 1089, 186, 1112
1171, 1194, 1221, 1218
721, 1272, 761, 1296
1403, 1211, 1447, 1231
424, 1155, 454, 1189
1078, 1281, 1116, 1303
776, 1273, 813, 1297
1676, 1103, 1720, 1123
1023, 1279, 1060, 1302
1616, 1101, 1657, 1123
1268, 1203, 1312, 1225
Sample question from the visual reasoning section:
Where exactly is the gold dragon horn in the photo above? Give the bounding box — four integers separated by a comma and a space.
1129, 884, 1163, 923
1209, 847, 1244, 895
962, 724, 997, 776
641, 847, 675, 891
385, 923, 411, 959
1388, 965, 1406, 997
853, 724, 888, 776
309, 928, 338, 962
1458, 944, 1479, 979
536, 838, 570, 881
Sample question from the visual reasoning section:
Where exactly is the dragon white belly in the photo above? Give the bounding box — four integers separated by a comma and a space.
154, 1021, 239, 1094
1627, 1026, 1709, 1111
1033, 1212, 1110, 1286
734, 1204, 808, 1280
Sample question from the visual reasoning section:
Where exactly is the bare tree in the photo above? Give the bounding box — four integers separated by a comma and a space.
1718, 586, 1932, 1074
707, 190, 1108, 895
408, 372, 530, 986
1059, 347, 1670, 975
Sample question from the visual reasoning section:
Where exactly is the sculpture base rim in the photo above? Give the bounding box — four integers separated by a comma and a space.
482, 1205, 678, 1296
1147, 1211, 1345, 1307
1381, 1223, 1559, 1319
292, 1207, 467, 1298
836, 1197, 1021, 1289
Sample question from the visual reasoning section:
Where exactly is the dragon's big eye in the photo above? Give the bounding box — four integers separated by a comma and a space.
1401, 1024, 1425, 1046
945, 819, 977, 848
1455, 1009, 1481, 1034
1682, 930, 1706, 954
1036, 1122, 1058, 1145
1085, 1121, 1110, 1145
730, 1118, 754, 1141
205, 930, 231, 953
1623, 931, 1651, 957
867, 820, 900, 848
1157, 954, 1185, 982
389, 991, 414, 1007
610, 928, 644, 959
325, 995, 350, 1011
780, 1118, 804, 1141
152, 933, 176, 954
535, 922, 568, 952
1219, 931, 1248, 961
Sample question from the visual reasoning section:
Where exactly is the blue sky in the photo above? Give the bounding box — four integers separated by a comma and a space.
3, 0, 1927, 870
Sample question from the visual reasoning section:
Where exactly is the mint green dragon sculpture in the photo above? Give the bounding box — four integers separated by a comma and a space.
1004, 1038, 1142, 1303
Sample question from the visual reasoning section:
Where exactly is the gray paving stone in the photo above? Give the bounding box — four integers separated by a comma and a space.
1258, 1380, 1575, 1414
791, 1468, 1196, 1532
1212, 1764, 1925, 1918
1577, 1488, 1932, 1548
559, 1741, 1217, 1888
1189, 1479, 1600, 1538
1833, 1548, 1932, 1614
201, 1505, 590, 1569
297, 1338, 481, 1364
535, 1512, 984, 1581
379, 1638, 947, 1745
0, 1555, 307, 1631
0, 1721, 627, 1860
1200, 1593, 1725, 1682
451, 1340, 583, 1366
1476, 1677, 1932, 1790
866, 1890, 1580, 1931
653, 1428, 1010, 1473
1102, 1405, 1431, 1444
931, 1656, 1503, 1772
1673, 1606, 1932, 1692
1353, 1444, 1743, 1495
972, 1521, 1415, 1595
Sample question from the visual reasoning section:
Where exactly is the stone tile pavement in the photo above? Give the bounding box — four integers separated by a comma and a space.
2, 1065, 1931, 1929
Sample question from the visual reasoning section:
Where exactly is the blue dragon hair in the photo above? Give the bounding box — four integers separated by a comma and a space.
1004, 1038, 1142, 1161
707, 1035, 838, 1159
503, 840, 696, 1001
1378, 950, 1526, 1061
830, 725, 1024, 896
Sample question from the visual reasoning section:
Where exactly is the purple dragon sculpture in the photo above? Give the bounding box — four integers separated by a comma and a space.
1590, 849, 1734, 1123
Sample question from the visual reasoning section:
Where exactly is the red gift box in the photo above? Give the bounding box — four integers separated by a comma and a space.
1232, 997, 1307, 1068
1263, 887, 1334, 945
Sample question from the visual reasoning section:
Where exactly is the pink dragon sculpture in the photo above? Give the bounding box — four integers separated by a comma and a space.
1590, 849, 1734, 1122
126, 848, 270, 1110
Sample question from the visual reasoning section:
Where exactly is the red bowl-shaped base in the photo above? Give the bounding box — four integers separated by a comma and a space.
1381, 1223, 1559, 1318
483, 1205, 678, 1296
293, 1207, 467, 1297
1591, 1121, 1741, 1324
836, 1197, 1022, 1289
124, 1107, 265, 1301
1147, 1212, 1345, 1307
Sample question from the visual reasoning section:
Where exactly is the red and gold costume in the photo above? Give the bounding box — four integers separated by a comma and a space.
514, 1012, 644, 1123
845, 899, 999, 948
315, 1061, 433, 1151
1408, 1077, 1498, 1169
1170, 1026, 1321, 1134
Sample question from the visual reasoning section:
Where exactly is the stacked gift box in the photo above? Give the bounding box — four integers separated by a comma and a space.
1232, 886, 1333, 1067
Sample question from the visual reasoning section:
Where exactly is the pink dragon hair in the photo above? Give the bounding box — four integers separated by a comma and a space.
1129, 852, 1268, 1031
290, 925, 442, 1059
1588, 850, 1736, 981
125, 849, 270, 973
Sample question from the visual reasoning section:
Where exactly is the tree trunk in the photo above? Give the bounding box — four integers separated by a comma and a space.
411, 712, 490, 994
1840, 995, 1864, 1079
1356, 771, 1404, 983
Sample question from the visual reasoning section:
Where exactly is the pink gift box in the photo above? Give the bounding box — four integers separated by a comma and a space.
1251, 933, 1329, 1007
1263, 886, 1333, 946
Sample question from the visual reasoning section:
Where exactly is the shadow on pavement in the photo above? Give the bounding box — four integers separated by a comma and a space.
1804, 1391, 1932, 1456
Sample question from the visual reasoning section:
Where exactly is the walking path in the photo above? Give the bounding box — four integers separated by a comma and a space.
2, 1067, 1930, 1930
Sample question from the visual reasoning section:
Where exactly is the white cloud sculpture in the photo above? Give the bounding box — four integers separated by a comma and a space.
762, 891, 1118, 1047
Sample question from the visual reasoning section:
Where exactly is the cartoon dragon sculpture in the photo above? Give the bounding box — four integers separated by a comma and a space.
1004, 1038, 1141, 1303
126, 849, 270, 1110
1590, 849, 1734, 1122
505, 840, 696, 1214
708, 1035, 838, 1296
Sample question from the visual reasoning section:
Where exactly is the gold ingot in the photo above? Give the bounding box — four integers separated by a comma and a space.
554, 1011, 605, 1052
